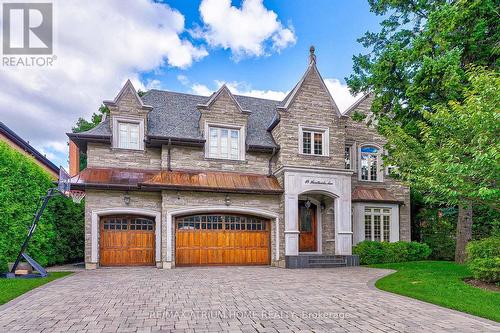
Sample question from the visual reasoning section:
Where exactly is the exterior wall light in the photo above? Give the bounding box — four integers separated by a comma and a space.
124, 193, 131, 206
225, 194, 231, 206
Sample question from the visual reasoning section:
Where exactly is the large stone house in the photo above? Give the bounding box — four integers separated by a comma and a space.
68, 49, 410, 269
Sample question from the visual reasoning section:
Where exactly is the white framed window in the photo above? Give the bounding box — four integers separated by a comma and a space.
359, 145, 382, 181
112, 116, 144, 150
299, 126, 329, 156
364, 207, 391, 242
118, 122, 140, 149
206, 125, 243, 160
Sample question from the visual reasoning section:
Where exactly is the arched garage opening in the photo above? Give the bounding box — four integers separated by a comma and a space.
175, 213, 270, 266
99, 214, 156, 266
166, 206, 279, 267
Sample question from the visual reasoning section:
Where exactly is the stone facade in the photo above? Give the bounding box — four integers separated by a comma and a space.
164, 146, 269, 174
343, 95, 411, 242
272, 66, 345, 171
79, 59, 411, 269
87, 143, 161, 169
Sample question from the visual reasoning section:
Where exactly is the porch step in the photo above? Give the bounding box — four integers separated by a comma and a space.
307, 255, 347, 268
308, 262, 347, 268
286, 254, 359, 269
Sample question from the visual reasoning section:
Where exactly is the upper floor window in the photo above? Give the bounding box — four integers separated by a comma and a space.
299, 126, 329, 156
364, 207, 391, 242
360, 145, 382, 181
112, 116, 144, 150
208, 126, 241, 160
344, 145, 353, 169
118, 122, 140, 149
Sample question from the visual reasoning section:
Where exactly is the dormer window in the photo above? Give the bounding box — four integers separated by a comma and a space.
206, 124, 244, 160
299, 126, 329, 156
359, 145, 382, 181
112, 116, 144, 150
118, 122, 140, 149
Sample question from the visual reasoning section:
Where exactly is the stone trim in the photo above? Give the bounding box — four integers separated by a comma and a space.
90, 207, 162, 265
164, 206, 280, 266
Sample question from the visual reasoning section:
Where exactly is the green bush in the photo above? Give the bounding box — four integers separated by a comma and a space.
0, 141, 84, 272
466, 237, 500, 283
353, 241, 431, 265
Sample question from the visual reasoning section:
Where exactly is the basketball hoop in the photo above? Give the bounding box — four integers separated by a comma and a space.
57, 167, 85, 203
68, 190, 85, 204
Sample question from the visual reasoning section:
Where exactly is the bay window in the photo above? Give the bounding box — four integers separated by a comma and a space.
364, 207, 391, 242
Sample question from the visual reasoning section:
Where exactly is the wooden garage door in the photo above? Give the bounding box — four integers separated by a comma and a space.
100, 215, 155, 266
175, 214, 270, 266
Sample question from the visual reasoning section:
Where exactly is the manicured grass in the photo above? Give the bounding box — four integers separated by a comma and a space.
369, 261, 500, 322
0, 272, 72, 305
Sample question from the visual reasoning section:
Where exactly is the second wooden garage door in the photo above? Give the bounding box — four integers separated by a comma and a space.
175, 214, 270, 266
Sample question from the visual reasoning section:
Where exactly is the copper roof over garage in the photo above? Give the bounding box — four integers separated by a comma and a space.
352, 187, 403, 204
70, 167, 283, 194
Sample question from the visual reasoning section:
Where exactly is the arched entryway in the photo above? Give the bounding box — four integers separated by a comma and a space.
298, 191, 337, 254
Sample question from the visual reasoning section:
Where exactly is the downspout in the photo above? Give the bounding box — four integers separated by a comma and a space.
268, 147, 277, 176
167, 138, 172, 171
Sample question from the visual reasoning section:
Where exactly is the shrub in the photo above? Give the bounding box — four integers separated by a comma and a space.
466, 237, 500, 283
0, 141, 84, 272
353, 241, 431, 265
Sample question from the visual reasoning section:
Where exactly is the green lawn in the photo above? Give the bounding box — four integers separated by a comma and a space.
0, 272, 72, 305
369, 261, 500, 322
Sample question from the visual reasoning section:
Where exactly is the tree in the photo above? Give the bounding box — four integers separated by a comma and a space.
382, 68, 499, 261
347, 0, 499, 262
72, 104, 109, 170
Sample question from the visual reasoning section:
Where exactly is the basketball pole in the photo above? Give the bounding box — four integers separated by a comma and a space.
8, 187, 59, 277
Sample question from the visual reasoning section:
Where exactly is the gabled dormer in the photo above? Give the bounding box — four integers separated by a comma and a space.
103, 80, 153, 151
270, 46, 345, 170
196, 84, 250, 161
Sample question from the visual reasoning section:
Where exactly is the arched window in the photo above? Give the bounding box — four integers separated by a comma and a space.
360, 145, 381, 181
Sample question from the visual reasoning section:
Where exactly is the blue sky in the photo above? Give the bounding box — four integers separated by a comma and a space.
1, 0, 382, 169
141, 0, 381, 96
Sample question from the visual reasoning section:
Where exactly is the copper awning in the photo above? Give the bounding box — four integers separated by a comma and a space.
142, 170, 283, 194
352, 186, 403, 204
70, 167, 283, 194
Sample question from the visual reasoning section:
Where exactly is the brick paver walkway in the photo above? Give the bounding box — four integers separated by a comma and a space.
0, 266, 498, 332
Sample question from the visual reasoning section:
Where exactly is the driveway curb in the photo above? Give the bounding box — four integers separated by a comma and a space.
365, 266, 500, 326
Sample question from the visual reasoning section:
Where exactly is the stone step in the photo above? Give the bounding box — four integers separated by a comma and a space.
308, 263, 347, 268
308, 259, 346, 264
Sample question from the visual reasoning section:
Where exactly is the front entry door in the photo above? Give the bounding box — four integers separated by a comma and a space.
298, 200, 317, 252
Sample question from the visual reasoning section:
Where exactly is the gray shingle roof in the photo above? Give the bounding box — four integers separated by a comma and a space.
74, 89, 281, 149
82, 117, 111, 136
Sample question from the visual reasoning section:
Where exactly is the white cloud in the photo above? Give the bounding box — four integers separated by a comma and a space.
324, 78, 363, 113
0, 0, 207, 168
195, 0, 296, 59
177, 74, 189, 86
183, 77, 358, 106
215, 81, 288, 101
191, 83, 213, 96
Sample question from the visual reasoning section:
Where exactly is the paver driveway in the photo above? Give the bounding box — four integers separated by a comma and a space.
0, 267, 498, 333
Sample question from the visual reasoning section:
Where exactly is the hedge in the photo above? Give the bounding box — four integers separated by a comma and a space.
353, 241, 431, 265
0, 141, 84, 272
466, 237, 500, 283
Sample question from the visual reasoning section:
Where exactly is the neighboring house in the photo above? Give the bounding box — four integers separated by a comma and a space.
68, 48, 410, 269
1, 121, 59, 179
